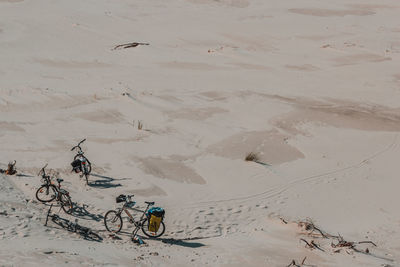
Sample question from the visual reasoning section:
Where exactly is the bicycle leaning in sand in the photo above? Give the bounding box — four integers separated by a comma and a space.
104, 194, 166, 238
35, 164, 73, 214
70, 139, 92, 185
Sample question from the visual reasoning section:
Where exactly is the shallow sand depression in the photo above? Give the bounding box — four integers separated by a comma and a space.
207, 130, 305, 165
1, 0, 400, 266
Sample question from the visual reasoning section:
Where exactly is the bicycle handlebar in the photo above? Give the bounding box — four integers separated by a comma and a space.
71, 139, 86, 151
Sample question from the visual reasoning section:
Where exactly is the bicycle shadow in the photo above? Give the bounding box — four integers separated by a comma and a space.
16, 173, 35, 178
46, 218, 103, 242
44, 205, 103, 242
102, 232, 206, 248
100, 230, 131, 239
88, 173, 128, 189
151, 237, 206, 248
69, 203, 104, 222
99, 230, 206, 248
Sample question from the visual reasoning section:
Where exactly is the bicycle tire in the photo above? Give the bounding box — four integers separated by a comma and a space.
36, 185, 57, 203
104, 210, 123, 233
60, 194, 73, 214
141, 219, 165, 238
85, 160, 92, 174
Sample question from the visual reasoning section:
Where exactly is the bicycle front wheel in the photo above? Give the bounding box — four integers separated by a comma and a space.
85, 160, 92, 174
141, 219, 165, 238
104, 210, 123, 233
60, 194, 73, 214
36, 185, 57, 203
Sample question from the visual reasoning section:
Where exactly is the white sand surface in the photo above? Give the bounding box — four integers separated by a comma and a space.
1, 0, 400, 266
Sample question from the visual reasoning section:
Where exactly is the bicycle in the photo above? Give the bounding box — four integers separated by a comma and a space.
104, 194, 166, 238
71, 139, 92, 185
45, 204, 102, 242
36, 164, 73, 214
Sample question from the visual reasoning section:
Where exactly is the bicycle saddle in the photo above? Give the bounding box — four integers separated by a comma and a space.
145, 201, 154, 205
56, 178, 64, 183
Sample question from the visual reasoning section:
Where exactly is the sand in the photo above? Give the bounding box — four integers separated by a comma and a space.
1, 0, 400, 266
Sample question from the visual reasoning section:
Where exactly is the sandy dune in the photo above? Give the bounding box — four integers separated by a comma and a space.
1, 0, 400, 266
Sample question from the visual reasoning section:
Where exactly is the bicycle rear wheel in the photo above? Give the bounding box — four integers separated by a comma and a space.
141, 219, 165, 238
36, 185, 57, 203
104, 210, 123, 233
60, 194, 73, 214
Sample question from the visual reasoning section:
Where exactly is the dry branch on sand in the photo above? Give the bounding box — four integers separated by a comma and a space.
280, 217, 288, 224
297, 219, 377, 255
112, 42, 149, 50
298, 219, 329, 238
280, 217, 381, 261
300, 238, 325, 252
330, 235, 377, 254
286, 256, 315, 267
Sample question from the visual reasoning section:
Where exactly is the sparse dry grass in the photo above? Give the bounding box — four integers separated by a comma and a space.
245, 152, 259, 162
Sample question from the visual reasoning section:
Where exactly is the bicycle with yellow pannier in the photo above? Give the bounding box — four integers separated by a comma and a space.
104, 194, 166, 238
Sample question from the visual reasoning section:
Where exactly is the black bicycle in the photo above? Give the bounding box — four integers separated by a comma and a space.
71, 139, 92, 185
45, 204, 102, 242
36, 164, 73, 214
104, 194, 166, 238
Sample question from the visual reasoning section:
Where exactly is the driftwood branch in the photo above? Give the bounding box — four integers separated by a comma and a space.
300, 238, 324, 252
287, 260, 301, 267
283, 218, 382, 263
280, 217, 288, 224
286, 256, 312, 267
358, 241, 377, 247
298, 220, 328, 238
330, 235, 378, 256
112, 42, 149, 50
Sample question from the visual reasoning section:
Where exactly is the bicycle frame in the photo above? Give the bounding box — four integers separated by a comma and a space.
39, 166, 60, 196
43, 178, 67, 200
117, 201, 152, 227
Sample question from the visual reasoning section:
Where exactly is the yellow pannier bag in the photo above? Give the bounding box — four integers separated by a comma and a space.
149, 214, 162, 232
